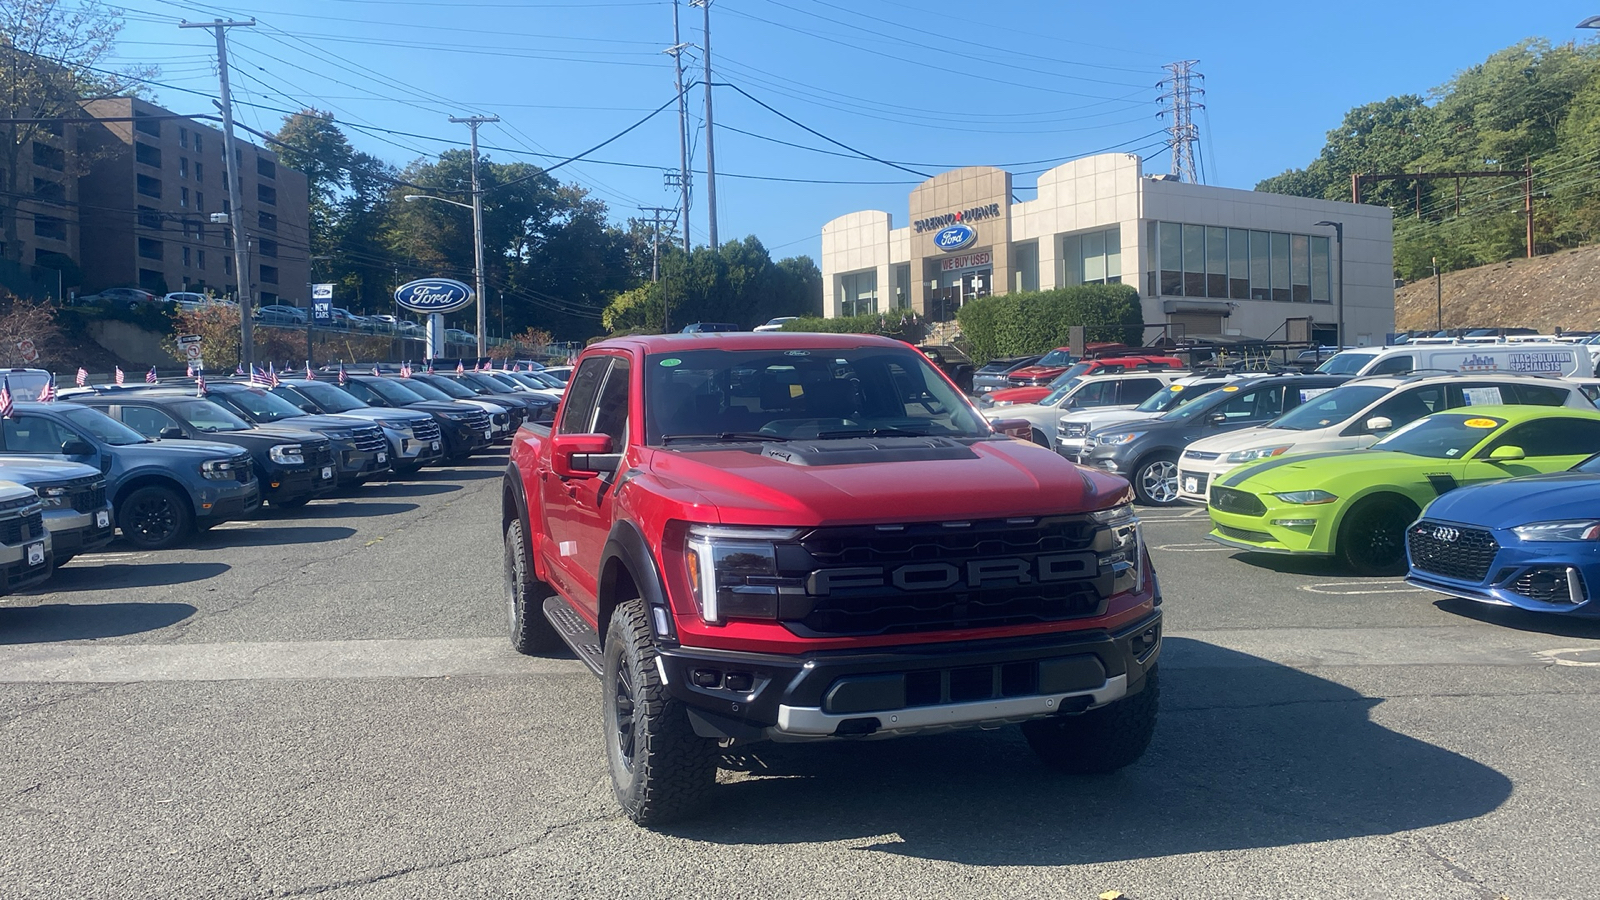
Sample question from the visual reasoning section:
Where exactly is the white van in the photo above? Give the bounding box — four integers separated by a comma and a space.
1316, 342, 1593, 378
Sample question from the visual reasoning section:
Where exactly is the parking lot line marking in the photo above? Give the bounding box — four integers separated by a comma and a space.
1535, 648, 1600, 667
1299, 581, 1434, 596
1153, 542, 1229, 552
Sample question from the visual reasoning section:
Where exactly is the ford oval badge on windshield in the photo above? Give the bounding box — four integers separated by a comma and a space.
394, 278, 475, 314
933, 223, 976, 252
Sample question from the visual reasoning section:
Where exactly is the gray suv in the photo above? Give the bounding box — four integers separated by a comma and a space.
0, 457, 114, 565
0, 401, 260, 550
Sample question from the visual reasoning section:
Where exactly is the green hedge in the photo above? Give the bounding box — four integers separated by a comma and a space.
955, 284, 1144, 364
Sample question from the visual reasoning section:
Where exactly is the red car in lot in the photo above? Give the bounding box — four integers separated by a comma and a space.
984, 353, 1186, 407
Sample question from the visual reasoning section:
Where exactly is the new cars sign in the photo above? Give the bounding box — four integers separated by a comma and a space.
394, 278, 475, 314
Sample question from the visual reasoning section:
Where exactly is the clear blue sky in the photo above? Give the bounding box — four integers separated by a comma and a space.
110, 0, 1599, 265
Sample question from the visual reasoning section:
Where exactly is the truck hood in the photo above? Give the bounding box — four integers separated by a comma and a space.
131, 438, 251, 459
273, 414, 374, 434
1007, 365, 1067, 381
0, 457, 101, 483
322, 408, 434, 426
642, 437, 1129, 525
1424, 471, 1600, 527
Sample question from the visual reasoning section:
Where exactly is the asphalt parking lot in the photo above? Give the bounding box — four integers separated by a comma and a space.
4, 455, 1600, 900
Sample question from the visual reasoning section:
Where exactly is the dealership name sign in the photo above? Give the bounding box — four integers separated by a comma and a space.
394, 278, 475, 314
913, 202, 1002, 234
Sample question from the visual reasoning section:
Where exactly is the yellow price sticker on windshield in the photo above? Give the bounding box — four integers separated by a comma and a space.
1222, 385, 1240, 392
1170, 384, 1184, 391
1463, 418, 1498, 428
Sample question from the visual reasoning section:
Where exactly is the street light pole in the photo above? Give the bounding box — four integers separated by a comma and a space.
1314, 220, 1345, 347
449, 114, 498, 361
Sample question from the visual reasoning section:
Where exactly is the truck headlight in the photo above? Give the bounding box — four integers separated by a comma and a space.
684, 525, 803, 624
36, 486, 68, 508
1512, 520, 1600, 541
1226, 445, 1292, 464
1091, 504, 1142, 584
268, 444, 304, 465
1273, 490, 1338, 505
201, 459, 244, 480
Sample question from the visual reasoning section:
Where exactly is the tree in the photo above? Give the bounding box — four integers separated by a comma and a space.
0, 291, 63, 366
599, 238, 821, 334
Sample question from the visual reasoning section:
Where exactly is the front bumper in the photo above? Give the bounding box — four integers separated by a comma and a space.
43, 506, 115, 556
0, 514, 51, 595
657, 612, 1162, 742
1176, 457, 1238, 505
262, 463, 337, 503
1206, 497, 1336, 556
196, 479, 262, 522
1082, 446, 1136, 476
1407, 524, 1600, 615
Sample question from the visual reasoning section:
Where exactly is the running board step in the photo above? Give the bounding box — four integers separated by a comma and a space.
542, 596, 604, 676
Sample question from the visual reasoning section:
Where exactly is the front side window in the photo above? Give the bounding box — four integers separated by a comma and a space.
560, 357, 610, 434
2, 415, 79, 454
590, 360, 632, 447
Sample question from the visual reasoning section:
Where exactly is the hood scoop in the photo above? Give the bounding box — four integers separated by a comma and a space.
759, 436, 979, 467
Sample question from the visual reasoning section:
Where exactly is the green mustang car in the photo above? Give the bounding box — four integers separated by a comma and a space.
1206, 405, 1600, 574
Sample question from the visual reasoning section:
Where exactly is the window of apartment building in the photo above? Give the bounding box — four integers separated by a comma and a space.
1060, 226, 1121, 286
139, 268, 164, 292
33, 216, 66, 241
32, 178, 64, 203
222, 199, 230, 213
179, 157, 188, 179
180, 186, 189, 208
223, 228, 233, 248
838, 270, 877, 316
137, 237, 163, 261
195, 191, 204, 211
1152, 222, 1331, 304
31, 141, 65, 171
257, 238, 278, 258
257, 183, 276, 206
224, 256, 233, 275
1011, 241, 1040, 292
194, 132, 202, 153
138, 206, 162, 230
197, 249, 206, 270
136, 174, 161, 198
894, 264, 911, 310
134, 113, 160, 138
257, 210, 276, 232
134, 141, 161, 168
257, 156, 275, 179
180, 127, 188, 149
194, 161, 203, 183
259, 264, 278, 284
182, 246, 191, 268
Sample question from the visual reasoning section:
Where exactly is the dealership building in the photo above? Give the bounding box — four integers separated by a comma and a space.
820, 153, 1394, 346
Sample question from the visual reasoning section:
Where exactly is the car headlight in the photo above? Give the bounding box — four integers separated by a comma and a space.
201, 459, 245, 480
684, 525, 803, 624
441, 412, 470, 421
991, 399, 1015, 408
36, 486, 68, 508
268, 444, 305, 465
372, 418, 411, 432
1272, 490, 1338, 505
1094, 431, 1144, 446
1512, 520, 1600, 542
1226, 445, 1293, 464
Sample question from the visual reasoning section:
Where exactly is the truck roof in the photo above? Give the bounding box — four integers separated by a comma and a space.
590, 332, 916, 353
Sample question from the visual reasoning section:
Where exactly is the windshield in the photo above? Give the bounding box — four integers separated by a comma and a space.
364, 379, 427, 405
1136, 380, 1222, 413
1039, 377, 1084, 407
1577, 454, 1600, 473
217, 387, 307, 423
1, 371, 51, 397
1372, 413, 1504, 459
168, 398, 251, 432
293, 382, 369, 413
1160, 386, 1245, 422
1270, 385, 1390, 431
1315, 350, 1380, 375
414, 375, 478, 399
1036, 349, 1074, 367
398, 378, 454, 402
645, 347, 990, 445
60, 406, 148, 445
461, 373, 512, 393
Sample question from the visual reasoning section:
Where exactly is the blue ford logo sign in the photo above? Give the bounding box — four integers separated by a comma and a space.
933, 223, 976, 252
394, 278, 475, 314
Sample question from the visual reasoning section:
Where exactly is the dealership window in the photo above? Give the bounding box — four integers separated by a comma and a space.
1181, 224, 1205, 296
134, 141, 161, 168
839, 270, 877, 316
1159, 222, 1182, 296
1205, 226, 1227, 298
1060, 226, 1120, 286
1310, 236, 1331, 302
137, 237, 163, 261
894, 264, 911, 310
1290, 234, 1311, 302
1152, 222, 1328, 304
260, 264, 278, 285
1227, 228, 1249, 299
1270, 232, 1290, 302
1011, 241, 1039, 292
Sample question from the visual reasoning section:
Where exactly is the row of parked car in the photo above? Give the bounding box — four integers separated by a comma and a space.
252, 304, 477, 343
0, 364, 569, 599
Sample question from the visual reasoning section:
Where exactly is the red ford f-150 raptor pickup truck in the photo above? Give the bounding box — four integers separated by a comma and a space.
502, 332, 1162, 825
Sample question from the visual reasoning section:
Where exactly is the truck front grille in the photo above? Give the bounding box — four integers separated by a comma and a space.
352, 426, 386, 453
1408, 522, 1498, 582
0, 510, 46, 545
412, 420, 442, 442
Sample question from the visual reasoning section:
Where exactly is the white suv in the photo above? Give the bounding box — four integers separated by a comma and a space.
1055, 372, 1235, 458
1174, 372, 1595, 504
985, 370, 1188, 447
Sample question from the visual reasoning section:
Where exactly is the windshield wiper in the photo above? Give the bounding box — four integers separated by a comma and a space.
660, 432, 789, 444
814, 427, 931, 439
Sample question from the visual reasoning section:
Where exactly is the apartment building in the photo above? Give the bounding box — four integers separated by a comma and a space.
0, 110, 85, 299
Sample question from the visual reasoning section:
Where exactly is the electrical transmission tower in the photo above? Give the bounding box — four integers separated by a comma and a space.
1156, 60, 1205, 184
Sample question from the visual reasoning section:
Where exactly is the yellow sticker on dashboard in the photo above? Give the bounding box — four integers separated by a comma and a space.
1222, 385, 1240, 392
1463, 418, 1498, 428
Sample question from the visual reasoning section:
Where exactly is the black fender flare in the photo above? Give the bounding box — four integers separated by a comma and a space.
598, 519, 677, 647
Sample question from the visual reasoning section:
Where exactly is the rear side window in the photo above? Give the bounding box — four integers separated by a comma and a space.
1363, 386, 1444, 433
1509, 384, 1571, 407
1120, 378, 1163, 405
119, 405, 184, 438
559, 357, 610, 434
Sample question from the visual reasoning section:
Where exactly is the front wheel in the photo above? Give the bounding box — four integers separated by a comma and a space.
1022, 666, 1159, 774
1132, 453, 1181, 506
117, 485, 194, 550
1030, 428, 1052, 448
603, 598, 716, 825
1337, 497, 1415, 575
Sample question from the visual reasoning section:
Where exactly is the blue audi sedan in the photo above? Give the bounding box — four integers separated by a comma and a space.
1407, 454, 1600, 614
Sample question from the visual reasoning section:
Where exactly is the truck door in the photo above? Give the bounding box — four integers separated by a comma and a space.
541, 355, 630, 613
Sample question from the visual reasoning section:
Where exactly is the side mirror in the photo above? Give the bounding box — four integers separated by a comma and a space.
551, 433, 619, 477
60, 439, 94, 456
158, 427, 186, 440
989, 418, 1032, 441
1488, 445, 1525, 462
1208, 413, 1228, 426
1365, 416, 1394, 433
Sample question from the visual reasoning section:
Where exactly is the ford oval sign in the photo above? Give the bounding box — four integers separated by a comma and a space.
394, 278, 475, 314
933, 223, 976, 252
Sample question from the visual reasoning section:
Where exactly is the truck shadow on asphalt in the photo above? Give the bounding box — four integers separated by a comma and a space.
262, 501, 420, 520
1220, 551, 1357, 578
666, 637, 1512, 864
194, 526, 357, 548
1434, 597, 1600, 639
43, 561, 229, 592
0, 601, 196, 643
357, 482, 462, 498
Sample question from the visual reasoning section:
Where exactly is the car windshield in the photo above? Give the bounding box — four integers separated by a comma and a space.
646, 347, 990, 445
1136, 380, 1221, 412
1372, 413, 1505, 459
396, 378, 453, 402
60, 406, 148, 445
1039, 377, 1084, 407
480, 373, 525, 390
294, 382, 369, 413
363, 379, 427, 404
1159, 386, 1246, 422
168, 398, 251, 432
1315, 350, 1380, 375
218, 387, 307, 423
461, 373, 512, 393
1576, 454, 1600, 473
1, 371, 51, 397
1269, 385, 1391, 431
414, 375, 478, 399
1036, 349, 1074, 367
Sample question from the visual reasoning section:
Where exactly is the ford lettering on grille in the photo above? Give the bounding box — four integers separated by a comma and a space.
807, 552, 1095, 595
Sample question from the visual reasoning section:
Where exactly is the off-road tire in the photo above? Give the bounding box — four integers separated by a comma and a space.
1336, 496, 1415, 576
1030, 428, 1052, 448
1022, 666, 1159, 774
1132, 453, 1181, 506
116, 485, 194, 550
603, 598, 716, 825
503, 518, 561, 654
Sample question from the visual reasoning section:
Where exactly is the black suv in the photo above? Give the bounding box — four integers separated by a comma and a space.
432, 371, 558, 425
336, 375, 493, 462
74, 392, 337, 508
406, 372, 532, 435
199, 382, 391, 487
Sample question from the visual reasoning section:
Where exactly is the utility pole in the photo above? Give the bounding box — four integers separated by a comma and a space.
639, 206, 675, 282
1524, 157, 1535, 259
691, 0, 717, 251
1156, 60, 1204, 184
450, 114, 499, 361
666, 2, 691, 253
180, 17, 256, 370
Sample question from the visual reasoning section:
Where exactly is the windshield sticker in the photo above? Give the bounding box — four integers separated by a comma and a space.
1170, 384, 1184, 392
1299, 388, 1333, 403
1446, 449, 1460, 456
659, 358, 682, 368
1462, 387, 1502, 406
1222, 385, 1240, 392
1463, 418, 1499, 428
